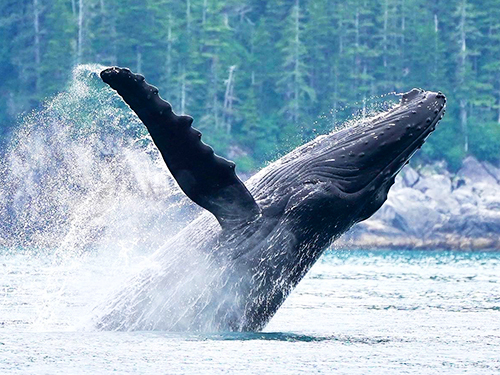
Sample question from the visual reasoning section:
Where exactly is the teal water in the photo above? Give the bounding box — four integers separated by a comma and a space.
1, 248, 499, 374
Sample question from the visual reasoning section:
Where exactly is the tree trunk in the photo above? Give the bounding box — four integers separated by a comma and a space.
293, 0, 300, 124
212, 58, 219, 130
354, 8, 360, 93
166, 14, 172, 88
362, 66, 367, 118
223, 65, 236, 133
332, 65, 338, 126
383, 0, 388, 68
497, 77, 500, 124
339, 19, 343, 54
109, 6, 117, 65
362, 96, 367, 118
186, 0, 191, 35
460, 99, 468, 153
434, 13, 439, 74
136, 46, 142, 73
355, 9, 359, 48
180, 65, 186, 114
33, 0, 41, 92
77, 0, 84, 64
458, 0, 468, 153
202, 0, 207, 26
401, 0, 405, 63
460, 1, 467, 67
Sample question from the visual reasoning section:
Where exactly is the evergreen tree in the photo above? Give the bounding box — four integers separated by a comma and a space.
276, 0, 315, 149
1, 0, 500, 166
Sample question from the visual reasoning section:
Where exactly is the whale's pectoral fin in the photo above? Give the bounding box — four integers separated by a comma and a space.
100, 67, 261, 229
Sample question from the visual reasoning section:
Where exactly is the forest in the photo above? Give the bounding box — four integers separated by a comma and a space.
1, 0, 500, 171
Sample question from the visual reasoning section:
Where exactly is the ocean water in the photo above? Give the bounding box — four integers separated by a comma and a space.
1, 248, 499, 374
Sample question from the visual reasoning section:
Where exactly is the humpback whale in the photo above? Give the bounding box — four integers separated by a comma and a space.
96, 67, 446, 332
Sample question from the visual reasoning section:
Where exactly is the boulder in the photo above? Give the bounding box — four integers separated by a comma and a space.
419, 160, 451, 177
384, 187, 444, 237
483, 195, 500, 211
482, 161, 500, 184
413, 174, 452, 200
371, 201, 397, 222
452, 185, 478, 206
343, 157, 500, 249
442, 205, 500, 238
401, 165, 420, 187
458, 156, 498, 185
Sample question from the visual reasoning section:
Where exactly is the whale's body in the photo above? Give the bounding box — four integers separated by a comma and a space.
95, 67, 446, 331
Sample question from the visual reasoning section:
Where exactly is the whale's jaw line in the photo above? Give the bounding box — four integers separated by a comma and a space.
292, 89, 446, 198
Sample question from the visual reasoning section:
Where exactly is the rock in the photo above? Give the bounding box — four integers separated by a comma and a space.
413, 174, 452, 201
401, 166, 420, 187
442, 205, 500, 238
478, 209, 500, 233
470, 181, 500, 201
419, 160, 451, 177
483, 195, 500, 211
452, 185, 479, 207
384, 188, 444, 237
349, 219, 403, 238
393, 174, 405, 190
436, 196, 461, 216
459, 203, 479, 216
371, 201, 397, 222
342, 157, 500, 249
458, 156, 498, 185
482, 161, 500, 184
475, 182, 500, 211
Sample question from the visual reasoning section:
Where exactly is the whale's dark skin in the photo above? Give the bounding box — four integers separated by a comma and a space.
96, 67, 446, 331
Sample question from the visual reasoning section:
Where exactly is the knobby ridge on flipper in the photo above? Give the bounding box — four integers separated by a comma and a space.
100, 67, 261, 229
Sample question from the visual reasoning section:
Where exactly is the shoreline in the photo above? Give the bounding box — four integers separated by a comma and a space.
335, 234, 500, 251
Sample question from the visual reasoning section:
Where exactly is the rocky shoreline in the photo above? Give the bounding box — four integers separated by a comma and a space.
337, 156, 500, 250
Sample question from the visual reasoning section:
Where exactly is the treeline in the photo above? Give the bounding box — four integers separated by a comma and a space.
1, 0, 500, 170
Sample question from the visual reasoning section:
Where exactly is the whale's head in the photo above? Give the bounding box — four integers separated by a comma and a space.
251, 89, 446, 242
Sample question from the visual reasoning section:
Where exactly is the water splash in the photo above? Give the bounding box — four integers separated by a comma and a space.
311, 92, 400, 137
0, 64, 301, 332
0, 65, 199, 330
0, 64, 195, 255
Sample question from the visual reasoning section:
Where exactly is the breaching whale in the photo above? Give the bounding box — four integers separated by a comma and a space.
96, 67, 446, 331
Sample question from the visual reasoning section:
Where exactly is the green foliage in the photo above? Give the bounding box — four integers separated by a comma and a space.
234, 155, 256, 174
469, 120, 500, 163
1, 0, 500, 170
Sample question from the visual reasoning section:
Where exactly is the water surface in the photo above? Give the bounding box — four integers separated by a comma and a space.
1, 249, 499, 374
